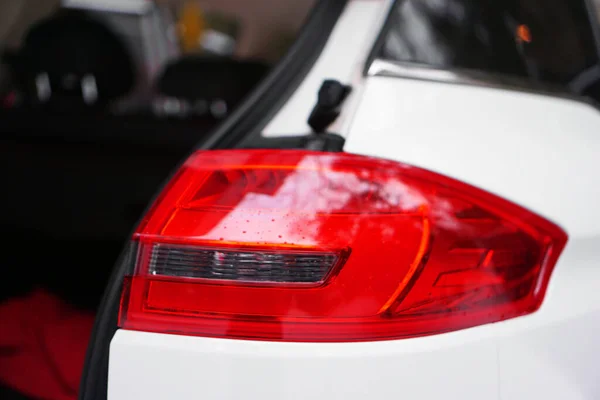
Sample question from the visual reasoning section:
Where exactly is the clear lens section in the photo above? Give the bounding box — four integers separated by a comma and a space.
147, 243, 340, 284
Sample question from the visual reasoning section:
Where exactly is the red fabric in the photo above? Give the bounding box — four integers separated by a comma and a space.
0, 290, 94, 400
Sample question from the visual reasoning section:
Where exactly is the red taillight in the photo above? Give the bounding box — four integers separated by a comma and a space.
119, 150, 567, 341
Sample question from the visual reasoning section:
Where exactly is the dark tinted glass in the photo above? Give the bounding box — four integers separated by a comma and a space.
378, 0, 599, 87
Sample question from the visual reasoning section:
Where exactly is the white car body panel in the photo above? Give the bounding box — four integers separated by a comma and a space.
109, 329, 499, 400
345, 76, 600, 239
108, 1, 600, 399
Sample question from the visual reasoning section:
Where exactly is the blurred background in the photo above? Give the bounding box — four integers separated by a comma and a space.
1, 0, 600, 399
0, 0, 317, 117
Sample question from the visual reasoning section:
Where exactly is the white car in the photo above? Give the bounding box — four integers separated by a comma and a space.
80, 1, 600, 399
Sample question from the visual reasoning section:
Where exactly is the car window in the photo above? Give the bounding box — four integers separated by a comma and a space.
374, 0, 600, 89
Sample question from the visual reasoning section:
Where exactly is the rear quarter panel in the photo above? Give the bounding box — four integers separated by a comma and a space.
344, 76, 600, 399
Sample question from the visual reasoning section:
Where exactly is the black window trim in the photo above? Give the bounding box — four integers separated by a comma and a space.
364, 0, 600, 105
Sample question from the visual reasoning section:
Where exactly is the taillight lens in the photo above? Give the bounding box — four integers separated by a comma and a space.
119, 150, 567, 342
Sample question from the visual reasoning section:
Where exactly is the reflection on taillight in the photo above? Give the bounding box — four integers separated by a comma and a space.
119, 150, 567, 342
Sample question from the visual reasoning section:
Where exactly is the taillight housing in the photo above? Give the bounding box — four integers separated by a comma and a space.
119, 150, 567, 342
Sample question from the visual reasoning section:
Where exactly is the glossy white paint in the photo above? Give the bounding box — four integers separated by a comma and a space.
343, 77, 600, 399
262, 0, 392, 137
345, 77, 600, 239
108, 0, 600, 399
109, 329, 499, 400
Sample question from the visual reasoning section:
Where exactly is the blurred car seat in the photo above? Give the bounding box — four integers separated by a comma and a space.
4, 9, 135, 112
